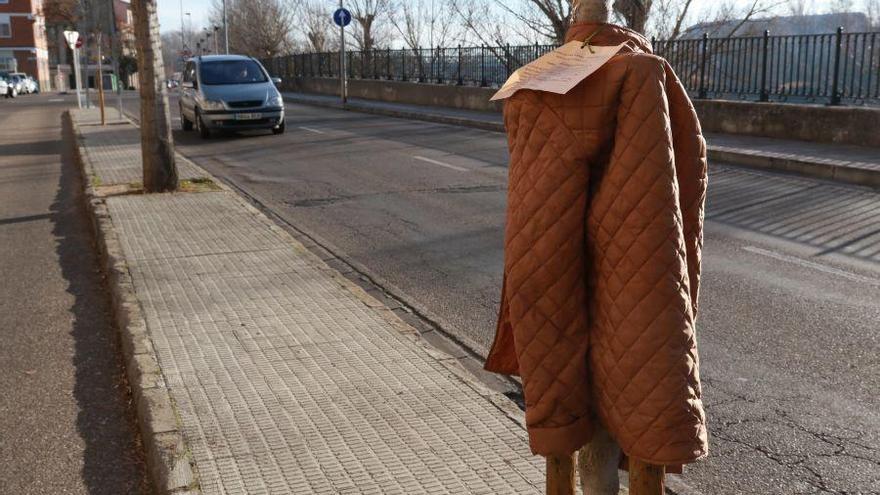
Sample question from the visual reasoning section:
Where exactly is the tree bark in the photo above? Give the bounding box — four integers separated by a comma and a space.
546, 454, 576, 495
131, 0, 178, 193
613, 0, 651, 33
629, 458, 666, 495
571, 0, 613, 23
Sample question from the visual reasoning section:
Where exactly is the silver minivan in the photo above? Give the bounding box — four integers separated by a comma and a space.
179, 55, 285, 138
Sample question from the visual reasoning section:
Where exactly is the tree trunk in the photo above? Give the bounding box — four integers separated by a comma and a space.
546, 454, 576, 495
613, 0, 651, 33
571, 0, 613, 23
131, 0, 178, 193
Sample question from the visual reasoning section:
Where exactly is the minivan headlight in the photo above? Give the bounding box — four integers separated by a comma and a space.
201, 99, 226, 111
267, 95, 283, 108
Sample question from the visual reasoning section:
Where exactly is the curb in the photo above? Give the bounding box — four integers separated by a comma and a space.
63, 111, 200, 495
283, 93, 880, 189
708, 146, 880, 189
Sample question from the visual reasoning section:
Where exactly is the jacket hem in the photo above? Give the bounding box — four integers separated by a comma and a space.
528, 414, 594, 457
622, 447, 709, 469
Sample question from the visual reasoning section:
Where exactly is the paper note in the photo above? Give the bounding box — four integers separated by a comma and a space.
490, 41, 630, 101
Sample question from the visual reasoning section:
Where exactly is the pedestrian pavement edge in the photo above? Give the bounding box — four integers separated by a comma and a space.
282, 92, 880, 190
63, 111, 200, 495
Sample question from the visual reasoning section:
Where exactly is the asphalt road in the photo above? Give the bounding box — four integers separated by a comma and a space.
119, 93, 880, 494
0, 94, 148, 493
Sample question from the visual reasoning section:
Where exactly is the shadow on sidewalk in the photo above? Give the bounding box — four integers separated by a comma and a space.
54, 120, 150, 494
0, 139, 63, 156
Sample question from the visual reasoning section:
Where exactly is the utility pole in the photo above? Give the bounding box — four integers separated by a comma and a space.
179, 0, 185, 50
108, 0, 125, 120
223, 0, 229, 54
84, 34, 91, 108
131, 0, 178, 193
339, 0, 346, 105
97, 31, 106, 125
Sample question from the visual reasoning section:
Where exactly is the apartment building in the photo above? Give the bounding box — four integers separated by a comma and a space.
0, 0, 50, 89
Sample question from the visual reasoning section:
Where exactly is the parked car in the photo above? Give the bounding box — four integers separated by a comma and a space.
0, 77, 10, 99
23, 76, 38, 94
0, 75, 17, 98
5, 73, 27, 95
179, 55, 285, 138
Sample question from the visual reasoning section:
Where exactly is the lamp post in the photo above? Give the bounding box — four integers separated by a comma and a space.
179, 0, 185, 50
213, 25, 220, 54
222, 0, 229, 54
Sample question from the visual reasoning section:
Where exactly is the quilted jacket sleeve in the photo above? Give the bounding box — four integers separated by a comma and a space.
664, 61, 708, 317
587, 54, 707, 465
500, 91, 595, 457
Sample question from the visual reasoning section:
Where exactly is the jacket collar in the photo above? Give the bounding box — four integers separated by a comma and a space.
565, 22, 653, 54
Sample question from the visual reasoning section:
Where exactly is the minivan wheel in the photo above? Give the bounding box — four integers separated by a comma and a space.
272, 120, 285, 135
181, 106, 193, 131
195, 109, 211, 139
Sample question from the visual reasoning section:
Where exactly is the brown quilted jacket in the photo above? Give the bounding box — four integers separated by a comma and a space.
485, 22, 709, 466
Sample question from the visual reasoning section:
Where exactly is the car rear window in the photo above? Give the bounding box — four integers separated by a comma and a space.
199, 60, 267, 85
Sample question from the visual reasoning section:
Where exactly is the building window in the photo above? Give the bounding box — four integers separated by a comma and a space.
0, 54, 15, 72
0, 15, 10, 38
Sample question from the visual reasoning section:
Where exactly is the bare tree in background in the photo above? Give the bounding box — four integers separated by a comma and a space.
867, 0, 880, 26
648, 0, 694, 39
826, 0, 854, 13
211, 0, 296, 57
449, 0, 510, 46
388, 0, 460, 49
348, 0, 392, 50
301, 1, 333, 52
449, 0, 570, 45
41, 0, 81, 26
787, 0, 812, 16
131, 0, 178, 192
495, 0, 572, 43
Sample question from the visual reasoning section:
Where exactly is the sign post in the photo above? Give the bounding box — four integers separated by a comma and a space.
96, 32, 106, 125
333, 5, 351, 106
64, 31, 83, 108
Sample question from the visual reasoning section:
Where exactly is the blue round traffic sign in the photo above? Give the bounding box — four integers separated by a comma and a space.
333, 8, 352, 27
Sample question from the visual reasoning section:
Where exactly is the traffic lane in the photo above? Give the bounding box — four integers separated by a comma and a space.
0, 94, 149, 493
693, 225, 880, 493
128, 97, 880, 492
132, 97, 880, 403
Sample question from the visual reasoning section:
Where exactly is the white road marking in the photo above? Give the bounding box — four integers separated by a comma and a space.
48, 98, 64, 102
744, 246, 880, 286
412, 155, 469, 172
298, 126, 326, 134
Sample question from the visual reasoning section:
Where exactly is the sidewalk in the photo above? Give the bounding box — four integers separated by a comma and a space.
282, 91, 880, 189
68, 108, 545, 494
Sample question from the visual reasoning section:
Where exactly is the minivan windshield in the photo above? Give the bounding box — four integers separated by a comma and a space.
199, 60, 267, 85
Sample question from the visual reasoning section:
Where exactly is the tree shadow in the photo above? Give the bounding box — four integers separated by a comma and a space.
54, 119, 150, 494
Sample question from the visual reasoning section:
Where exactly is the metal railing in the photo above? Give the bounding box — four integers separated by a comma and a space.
263, 28, 880, 105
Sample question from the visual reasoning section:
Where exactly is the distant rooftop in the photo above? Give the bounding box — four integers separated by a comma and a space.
681, 12, 874, 39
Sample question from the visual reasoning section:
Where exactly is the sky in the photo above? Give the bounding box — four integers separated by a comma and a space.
157, 0, 213, 34
155, 0, 874, 34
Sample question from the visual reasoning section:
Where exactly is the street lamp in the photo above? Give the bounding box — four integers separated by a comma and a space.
185, 13, 192, 50
222, 0, 229, 54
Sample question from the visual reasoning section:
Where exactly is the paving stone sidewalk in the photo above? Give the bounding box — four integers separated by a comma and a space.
72, 111, 546, 494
